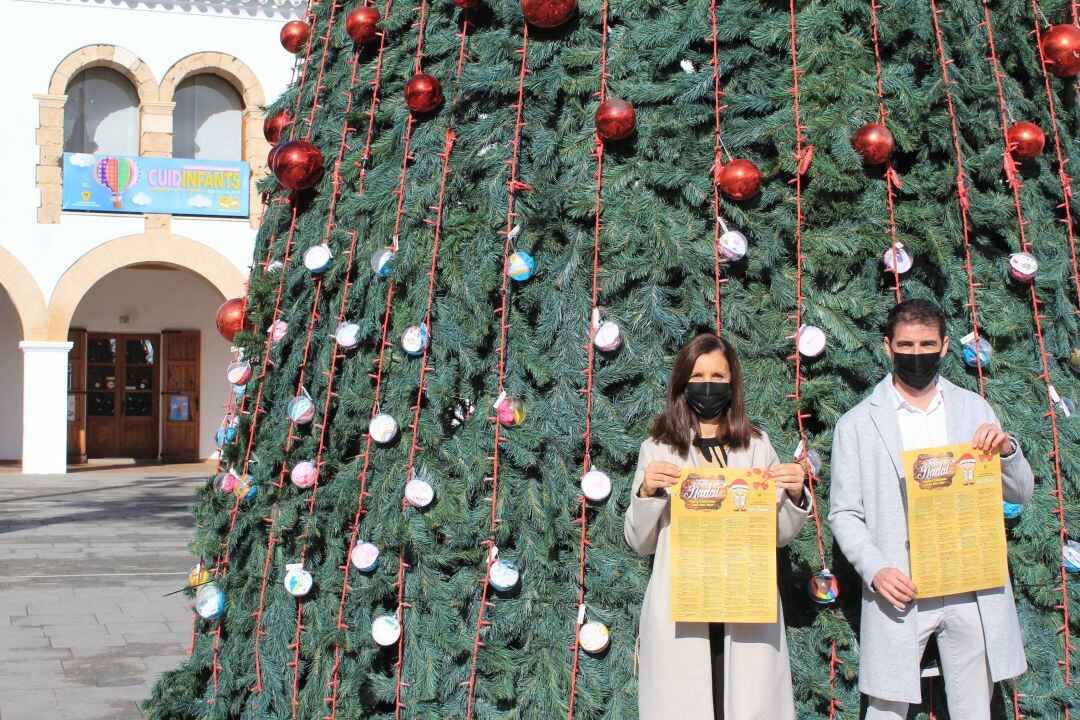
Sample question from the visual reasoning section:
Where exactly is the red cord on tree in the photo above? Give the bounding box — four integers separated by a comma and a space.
867, 0, 904, 303
462, 23, 530, 720
322, 3, 397, 717
707, 0, 729, 332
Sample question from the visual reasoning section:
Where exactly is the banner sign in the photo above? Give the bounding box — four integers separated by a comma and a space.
62, 153, 249, 218
669, 467, 777, 623
903, 442, 1007, 598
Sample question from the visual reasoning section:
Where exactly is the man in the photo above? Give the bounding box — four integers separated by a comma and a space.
828, 299, 1034, 718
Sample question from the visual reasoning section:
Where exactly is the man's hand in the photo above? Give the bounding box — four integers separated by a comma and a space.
972, 423, 1014, 455
638, 461, 681, 498
766, 463, 806, 500
871, 568, 917, 610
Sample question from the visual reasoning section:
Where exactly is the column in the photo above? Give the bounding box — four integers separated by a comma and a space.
20, 341, 73, 474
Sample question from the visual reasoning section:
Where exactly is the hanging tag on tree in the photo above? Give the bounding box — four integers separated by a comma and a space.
372, 614, 401, 646
507, 250, 535, 281
270, 319, 289, 345
579, 620, 611, 654
405, 474, 435, 509
961, 332, 993, 368
350, 542, 380, 572
195, 584, 225, 619
335, 322, 360, 349
369, 412, 399, 444
303, 243, 333, 274
489, 559, 520, 592
371, 247, 395, 277
283, 563, 313, 597
291, 460, 317, 489
796, 325, 827, 357
808, 569, 839, 604
288, 392, 315, 424
226, 360, 252, 385
581, 467, 612, 503
882, 243, 913, 274
401, 324, 430, 356
1008, 252, 1038, 282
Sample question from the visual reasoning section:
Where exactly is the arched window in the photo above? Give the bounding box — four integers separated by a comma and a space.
172, 74, 243, 161
64, 67, 140, 155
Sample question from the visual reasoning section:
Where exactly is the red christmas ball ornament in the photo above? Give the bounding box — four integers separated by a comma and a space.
717, 159, 762, 201
280, 20, 312, 54
216, 298, 251, 343
1041, 24, 1080, 77
272, 139, 325, 191
595, 99, 636, 141
345, 6, 381, 44
521, 0, 576, 28
453, 0, 479, 7
263, 110, 292, 145
404, 73, 443, 113
1007, 121, 1046, 161
851, 122, 894, 165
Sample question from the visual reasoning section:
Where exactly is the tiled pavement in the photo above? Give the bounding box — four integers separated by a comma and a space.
0, 468, 209, 720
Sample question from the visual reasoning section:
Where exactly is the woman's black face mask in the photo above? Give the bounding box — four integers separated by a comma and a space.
683, 381, 732, 420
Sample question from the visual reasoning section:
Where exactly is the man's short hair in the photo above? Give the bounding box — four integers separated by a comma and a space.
884, 299, 947, 340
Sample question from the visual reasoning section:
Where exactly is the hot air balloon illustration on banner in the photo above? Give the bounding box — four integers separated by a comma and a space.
94, 156, 139, 209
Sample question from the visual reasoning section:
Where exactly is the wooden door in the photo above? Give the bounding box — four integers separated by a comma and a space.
86, 335, 121, 457
86, 333, 160, 459
67, 329, 88, 464
120, 335, 159, 459
161, 330, 200, 463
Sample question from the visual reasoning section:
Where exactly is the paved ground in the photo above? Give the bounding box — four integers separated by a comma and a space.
0, 467, 209, 720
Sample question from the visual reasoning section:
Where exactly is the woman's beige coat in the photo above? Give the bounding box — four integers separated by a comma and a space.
624, 434, 810, 720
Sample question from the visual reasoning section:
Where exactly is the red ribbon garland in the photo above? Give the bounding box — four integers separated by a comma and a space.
785, 3, 842, 717
322, 5, 398, 717
1028, 7, 1080, 323
461, 22, 531, 720
868, 0, 904, 303
567, 0, 613, 715
389, 2, 472, 716
926, 0, 989, 397
708, 0, 728, 333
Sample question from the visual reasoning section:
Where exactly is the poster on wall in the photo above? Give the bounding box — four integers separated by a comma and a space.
61, 153, 250, 218
168, 395, 191, 423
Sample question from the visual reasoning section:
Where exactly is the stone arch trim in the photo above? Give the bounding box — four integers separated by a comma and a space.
36, 46, 159, 224
0, 247, 49, 341
45, 234, 247, 341
158, 53, 270, 228
48, 44, 159, 103
159, 52, 265, 109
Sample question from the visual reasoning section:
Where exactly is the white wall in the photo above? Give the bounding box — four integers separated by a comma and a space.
4, 0, 297, 299
71, 267, 231, 459
0, 291, 25, 460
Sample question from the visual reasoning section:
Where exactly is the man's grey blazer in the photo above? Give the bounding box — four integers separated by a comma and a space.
828, 374, 1034, 703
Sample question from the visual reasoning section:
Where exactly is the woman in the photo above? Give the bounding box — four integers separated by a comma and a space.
624, 333, 811, 720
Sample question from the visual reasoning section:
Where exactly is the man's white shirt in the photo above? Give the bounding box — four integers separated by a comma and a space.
890, 374, 947, 451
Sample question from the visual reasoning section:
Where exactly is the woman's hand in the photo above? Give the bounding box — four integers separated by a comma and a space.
767, 462, 806, 501
638, 461, 681, 498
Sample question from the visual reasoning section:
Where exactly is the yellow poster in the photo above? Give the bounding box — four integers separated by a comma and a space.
903, 442, 1008, 599
669, 467, 777, 623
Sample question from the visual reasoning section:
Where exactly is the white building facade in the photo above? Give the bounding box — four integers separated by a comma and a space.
2, 0, 299, 472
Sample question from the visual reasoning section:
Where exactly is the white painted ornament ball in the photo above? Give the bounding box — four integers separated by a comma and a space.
581, 469, 612, 503
283, 564, 313, 597
796, 325, 827, 358
371, 614, 402, 646
404, 476, 434, 509
488, 559, 520, 591
579, 620, 610, 654
350, 542, 380, 572
594, 321, 622, 352
369, 413, 398, 444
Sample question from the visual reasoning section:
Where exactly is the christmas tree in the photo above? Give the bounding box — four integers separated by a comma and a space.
145, 0, 1079, 717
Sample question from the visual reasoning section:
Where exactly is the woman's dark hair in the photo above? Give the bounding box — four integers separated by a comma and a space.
650, 333, 759, 455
